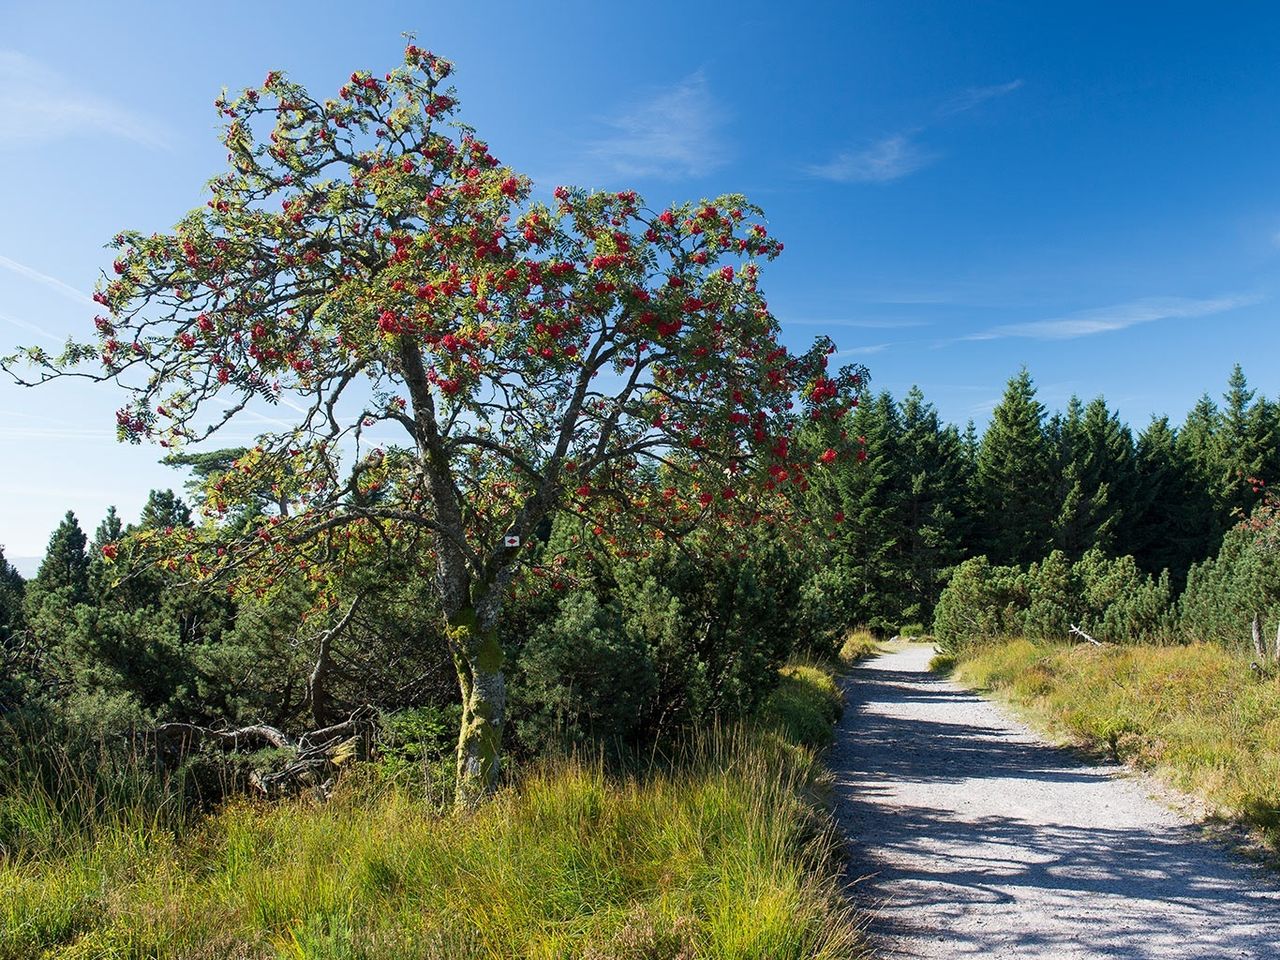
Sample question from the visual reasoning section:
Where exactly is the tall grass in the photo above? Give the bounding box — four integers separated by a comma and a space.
942, 639, 1280, 843
0, 722, 203, 865
837, 630, 880, 666
0, 664, 864, 959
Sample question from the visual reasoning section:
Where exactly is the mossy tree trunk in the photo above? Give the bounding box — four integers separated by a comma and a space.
448, 604, 507, 807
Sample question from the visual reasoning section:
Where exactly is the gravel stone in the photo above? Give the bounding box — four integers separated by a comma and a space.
832, 643, 1280, 959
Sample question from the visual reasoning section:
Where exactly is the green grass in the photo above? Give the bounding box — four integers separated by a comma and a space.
838, 630, 880, 666
940, 639, 1280, 844
0, 664, 864, 959
758, 663, 844, 750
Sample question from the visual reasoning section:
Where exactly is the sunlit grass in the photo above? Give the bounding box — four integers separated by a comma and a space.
0, 664, 865, 959
838, 630, 880, 666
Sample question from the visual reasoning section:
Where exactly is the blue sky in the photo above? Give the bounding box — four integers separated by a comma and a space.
2, 0, 1279, 561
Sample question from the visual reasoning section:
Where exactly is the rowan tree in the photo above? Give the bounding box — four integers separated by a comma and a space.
4, 45, 864, 803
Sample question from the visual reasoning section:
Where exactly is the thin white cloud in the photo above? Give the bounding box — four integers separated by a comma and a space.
0, 253, 93, 305
810, 78, 1021, 185
806, 133, 937, 183
833, 343, 894, 357
962, 294, 1262, 342
0, 309, 59, 342
939, 79, 1024, 117
786, 317, 930, 329
584, 72, 727, 180
0, 50, 169, 150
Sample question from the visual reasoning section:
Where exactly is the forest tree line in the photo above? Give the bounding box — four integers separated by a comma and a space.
1, 362, 1278, 784
823, 362, 1278, 654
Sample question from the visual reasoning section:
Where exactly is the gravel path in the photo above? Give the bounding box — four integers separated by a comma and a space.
831, 643, 1280, 959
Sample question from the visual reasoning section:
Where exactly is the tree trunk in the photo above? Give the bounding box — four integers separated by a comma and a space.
308, 628, 335, 728
448, 605, 506, 807
1251, 612, 1266, 663
1274, 618, 1280, 666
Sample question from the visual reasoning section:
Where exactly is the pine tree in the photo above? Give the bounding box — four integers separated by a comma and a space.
163, 448, 271, 530
1179, 393, 1220, 482
1246, 396, 1280, 485
89, 506, 124, 598
896, 386, 969, 622
137, 490, 193, 531
1051, 397, 1106, 558
0, 545, 25, 646
1177, 368, 1274, 553
92, 506, 123, 548
1080, 396, 1136, 550
1053, 461, 1108, 559
0, 546, 28, 713
1214, 366, 1277, 522
22, 512, 92, 671
1178, 391, 1225, 552
1130, 416, 1206, 585
957, 419, 982, 554
30, 511, 90, 606
976, 369, 1054, 564
812, 392, 908, 631
961, 420, 980, 467
1216, 364, 1258, 520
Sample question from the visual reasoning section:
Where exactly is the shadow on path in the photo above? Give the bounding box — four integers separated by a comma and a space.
830, 645, 1280, 959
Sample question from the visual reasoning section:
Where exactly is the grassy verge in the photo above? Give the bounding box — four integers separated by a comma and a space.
0, 661, 863, 960
937, 639, 1280, 844
837, 630, 881, 666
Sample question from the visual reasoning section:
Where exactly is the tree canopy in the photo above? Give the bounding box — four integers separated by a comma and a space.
3, 45, 864, 803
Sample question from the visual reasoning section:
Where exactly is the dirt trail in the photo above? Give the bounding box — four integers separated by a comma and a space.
832, 643, 1280, 959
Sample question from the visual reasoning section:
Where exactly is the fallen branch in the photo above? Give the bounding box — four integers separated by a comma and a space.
150, 707, 378, 798
153, 721, 292, 751
1252, 613, 1267, 663
1069, 624, 1103, 646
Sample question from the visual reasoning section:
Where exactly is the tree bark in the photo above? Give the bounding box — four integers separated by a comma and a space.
306, 596, 358, 728
448, 605, 507, 807
1251, 612, 1266, 663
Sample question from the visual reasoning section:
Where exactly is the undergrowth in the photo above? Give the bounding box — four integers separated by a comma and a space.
0, 660, 865, 959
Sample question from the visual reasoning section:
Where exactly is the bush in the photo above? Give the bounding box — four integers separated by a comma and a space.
513, 590, 657, 754
509, 529, 805, 755
758, 664, 843, 749
1021, 551, 1077, 640
932, 556, 1025, 651
794, 561, 862, 659
934, 550, 1177, 650
1076, 551, 1175, 644
377, 703, 460, 797
1180, 517, 1280, 649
